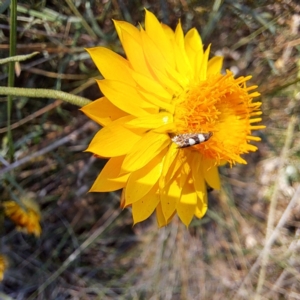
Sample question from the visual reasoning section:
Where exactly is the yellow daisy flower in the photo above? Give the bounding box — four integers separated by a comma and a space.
3, 197, 42, 237
0, 255, 8, 281
81, 10, 265, 227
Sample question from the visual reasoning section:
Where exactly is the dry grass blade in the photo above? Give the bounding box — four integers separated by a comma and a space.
235, 186, 300, 299
254, 115, 297, 298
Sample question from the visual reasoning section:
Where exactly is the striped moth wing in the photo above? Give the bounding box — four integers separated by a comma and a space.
171, 132, 212, 148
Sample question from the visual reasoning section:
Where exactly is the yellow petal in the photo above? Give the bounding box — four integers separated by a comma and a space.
198, 44, 211, 81
98, 80, 155, 116
3, 199, 42, 237
86, 47, 135, 86
160, 177, 180, 220
124, 112, 173, 130
176, 180, 197, 226
90, 156, 129, 192
122, 132, 170, 172
160, 157, 190, 220
131, 69, 172, 99
203, 159, 221, 190
148, 64, 182, 94
185, 28, 203, 54
113, 20, 153, 78
165, 61, 189, 88
195, 194, 208, 218
81, 97, 127, 126
161, 23, 175, 41
153, 123, 177, 134
140, 29, 168, 76
125, 154, 163, 205
132, 184, 160, 225
114, 20, 139, 44
180, 174, 197, 204
120, 189, 125, 208
156, 202, 168, 227
159, 143, 179, 191
191, 153, 206, 201
144, 9, 175, 68
166, 212, 176, 224
138, 89, 175, 113
174, 21, 191, 77
177, 158, 191, 190
207, 56, 224, 75
184, 28, 203, 77
165, 150, 188, 184
86, 115, 143, 157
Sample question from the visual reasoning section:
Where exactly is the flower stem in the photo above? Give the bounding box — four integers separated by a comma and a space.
0, 87, 92, 107
0, 52, 40, 64
7, 0, 17, 162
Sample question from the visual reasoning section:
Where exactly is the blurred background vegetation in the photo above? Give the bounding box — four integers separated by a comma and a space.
1, 0, 300, 299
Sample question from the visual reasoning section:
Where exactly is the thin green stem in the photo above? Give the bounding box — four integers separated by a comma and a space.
7, 0, 17, 162
0, 87, 92, 107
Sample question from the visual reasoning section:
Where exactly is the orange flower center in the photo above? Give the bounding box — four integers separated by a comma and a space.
173, 71, 262, 165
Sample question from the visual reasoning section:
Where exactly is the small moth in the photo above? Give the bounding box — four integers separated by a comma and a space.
171, 132, 213, 148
